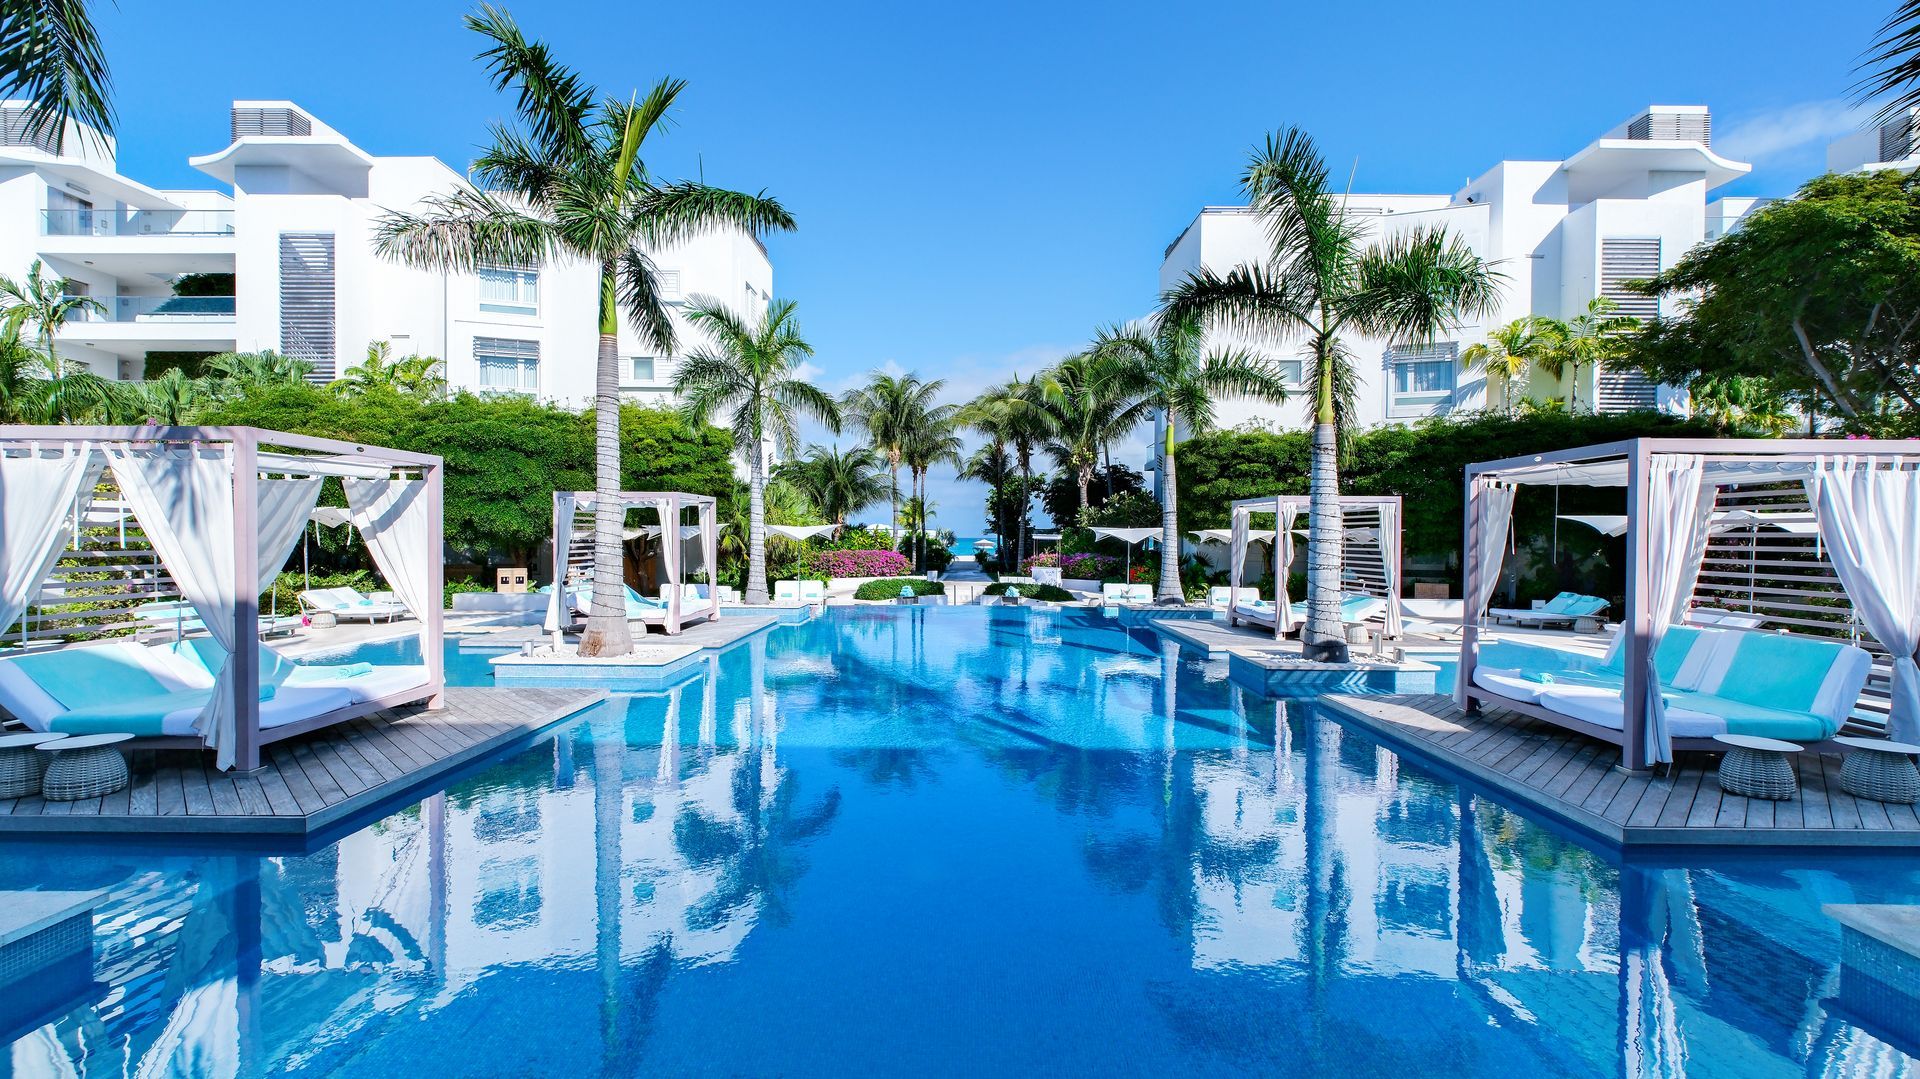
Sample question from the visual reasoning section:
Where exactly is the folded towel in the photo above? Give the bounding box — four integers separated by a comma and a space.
259, 683, 277, 701
314, 662, 375, 680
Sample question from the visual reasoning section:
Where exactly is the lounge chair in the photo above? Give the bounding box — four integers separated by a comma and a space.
565, 583, 666, 620
1208, 587, 1259, 609
1687, 607, 1766, 629
133, 600, 302, 639
1288, 592, 1387, 626
1101, 583, 1151, 604
798, 580, 827, 605
774, 580, 802, 604
0, 640, 354, 738
299, 587, 410, 624
1487, 592, 1609, 628
161, 637, 431, 707
658, 583, 719, 614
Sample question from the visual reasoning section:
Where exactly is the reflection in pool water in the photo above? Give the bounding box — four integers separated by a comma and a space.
3, 607, 1917, 1076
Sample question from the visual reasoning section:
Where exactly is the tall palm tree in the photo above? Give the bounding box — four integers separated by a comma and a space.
1091, 314, 1288, 602
1163, 127, 1500, 648
779, 444, 888, 527
1541, 298, 1640, 413
958, 442, 1014, 564
841, 373, 944, 549
675, 298, 839, 605
330, 340, 448, 397
0, 258, 111, 420
375, 6, 792, 656
0, 0, 114, 152
960, 376, 1053, 566
1038, 351, 1135, 514
902, 417, 962, 571
1461, 316, 1556, 413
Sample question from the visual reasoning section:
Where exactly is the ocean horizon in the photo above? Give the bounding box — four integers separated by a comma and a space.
948, 535, 997, 556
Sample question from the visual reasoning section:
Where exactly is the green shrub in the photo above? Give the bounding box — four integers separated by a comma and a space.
852, 578, 947, 600
983, 582, 1073, 602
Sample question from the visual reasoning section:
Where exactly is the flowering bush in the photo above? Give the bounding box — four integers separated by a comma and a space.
1129, 564, 1154, 584
804, 548, 911, 579
1021, 551, 1123, 579
1020, 552, 1060, 571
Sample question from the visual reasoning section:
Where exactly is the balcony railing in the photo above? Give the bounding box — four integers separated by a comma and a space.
41, 209, 236, 238
65, 295, 236, 323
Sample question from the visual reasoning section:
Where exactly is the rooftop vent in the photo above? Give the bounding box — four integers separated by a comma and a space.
231, 106, 313, 141
0, 106, 62, 154
1626, 110, 1710, 147
1880, 111, 1918, 163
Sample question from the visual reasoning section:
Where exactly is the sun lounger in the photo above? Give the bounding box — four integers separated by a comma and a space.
134, 600, 303, 639
1487, 592, 1609, 627
798, 580, 826, 604
1288, 592, 1387, 626
774, 580, 801, 604
1209, 587, 1259, 609
160, 637, 431, 708
299, 587, 410, 623
1687, 607, 1766, 629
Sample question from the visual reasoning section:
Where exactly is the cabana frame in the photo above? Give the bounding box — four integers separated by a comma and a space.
0, 425, 445, 772
548, 491, 720, 636
1225, 494, 1403, 641
1460, 437, 1920, 771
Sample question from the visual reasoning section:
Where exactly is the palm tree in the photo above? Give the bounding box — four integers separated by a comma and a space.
0, 259, 111, 420
202, 349, 315, 398
375, 6, 793, 656
1090, 314, 1288, 602
958, 442, 1015, 564
1461, 317, 1556, 413
1856, 1, 1920, 124
1541, 298, 1639, 413
121, 366, 208, 424
780, 444, 888, 527
902, 417, 962, 571
0, 0, 114, 152
960, 376, 1054, 566
1038, 351, 1135, 514
330, 340, 448, 397
841, 373, 945, 549
675, 298, 839, 605
1163, 127, 1500, 647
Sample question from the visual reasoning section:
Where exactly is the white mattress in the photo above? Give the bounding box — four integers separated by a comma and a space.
1535, 685, 1730, 739
149, 685, 357, 736
1471, 666, 1557, 704
281, 664, 432, 705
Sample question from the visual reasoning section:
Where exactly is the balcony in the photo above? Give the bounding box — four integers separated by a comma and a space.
41, 208, 235, 238
67, 295, 236, 324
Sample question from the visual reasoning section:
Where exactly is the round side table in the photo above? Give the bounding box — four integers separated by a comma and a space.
1834, 736, 1920, 805
38, 733, 132, 802
1714, 734, 1802, 800
0, 732, 65, 798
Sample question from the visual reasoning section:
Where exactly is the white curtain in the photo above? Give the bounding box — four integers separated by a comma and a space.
0, 445, 98, 642
345, 478, 434, 634
1275, 503, 1301, 634
1641, 454, 1716, 765
1454, 479, 1517, 707
258, 478, 324, 594
1807, 457, 1920, 742
108, 446, 241, 766
1228, 508, 1248, 609
546, 492, 574, 633
1381, 501, 1404, 639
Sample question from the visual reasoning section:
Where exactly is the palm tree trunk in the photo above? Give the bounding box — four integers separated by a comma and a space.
1077, 464, 1090, 514
746, 444, 769, 604
888, 455, 901, 558
1304, 413, 1345, 660
1016, 446, 1032, 567
1156, 411, 1181, 603
579, 271, 634, 658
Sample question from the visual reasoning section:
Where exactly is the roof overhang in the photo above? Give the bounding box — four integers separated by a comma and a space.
1560, 139, 1751, 192
189, 136, 376, 187
0, 150, 187, 209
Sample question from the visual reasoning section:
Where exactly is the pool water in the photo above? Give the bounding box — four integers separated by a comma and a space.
4, 608, 1918, 1076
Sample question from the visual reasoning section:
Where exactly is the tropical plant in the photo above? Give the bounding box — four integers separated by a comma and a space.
1542, 298, 1639, 413
778, 444, 888, 527
1856, 0, 1920, 124
1038, 350, 1137, 512
119, 366, 209, 425
330, 340, 448, 398
374, 5, 792, 655
1089, 313, 1289, 603
959, 435, 1015, 560
0, 259, 111, 420
1689, 375, 1800, 435
675, 298, 839, 604
1161, 126, 1500, 644
0, 0, 114, 152
842, 372, 945, 547
1462, 317, 1557, 412
901, 413, 962, 571
202, 349, 315, 393
959, 376, 1054, 565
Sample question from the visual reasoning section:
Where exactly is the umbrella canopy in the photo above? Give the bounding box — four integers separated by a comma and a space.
1191, 528, 1280, 546
768, 523, 839, 542
309, 506, 353, 529
1091, 527, 1160, 545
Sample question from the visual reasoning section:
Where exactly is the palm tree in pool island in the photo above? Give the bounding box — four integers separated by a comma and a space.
1163, 126, 1500, 654
1091, 314, 1288, 603
375, 5, 793, 655
675, 298, 840, 605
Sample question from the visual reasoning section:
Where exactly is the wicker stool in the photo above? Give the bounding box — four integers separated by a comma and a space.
1714, 734, 1802, 801
0, 732, 64, 798
38, 734, 132, 802
1834, 736, 1920, 804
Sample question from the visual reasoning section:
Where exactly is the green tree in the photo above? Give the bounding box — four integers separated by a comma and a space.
1462, 317, 1556, 413
779, 444, 888, 527
1629, 170, 1920, 433
202, 349, 315, 396
375, 5, 791, 655
120, 366, 209, 425
842, 372, 945, 545
959, 376, 1054, 565
901, 410, 961, 571
1540, 298, 1639, 412
1163, 127, 1500, 643
959, 442, 1017, 562
330, 340, 447, 398
675, 298, 839, 604
0, 0, 114, 152
1037, 351, 1137, 513
1090, 314, 1289, 602
0, 259, 112, 421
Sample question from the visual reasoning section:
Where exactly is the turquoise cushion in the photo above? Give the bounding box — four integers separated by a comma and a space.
1718, 633, 1839, 715
22, 647, 170, 712
164, 639, 298, 687
48, 689, 211, 736
1567, 596, 1609, 616
1597, 625, 1701, 683
1663, 689, 1838, 741
1542, 593, 1582, 614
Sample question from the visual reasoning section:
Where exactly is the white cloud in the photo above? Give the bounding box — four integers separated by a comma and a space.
1717, 99, 1867, 165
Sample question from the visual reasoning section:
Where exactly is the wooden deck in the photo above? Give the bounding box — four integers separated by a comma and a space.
1323, 693, 1920, 848
0, 686, 605, 836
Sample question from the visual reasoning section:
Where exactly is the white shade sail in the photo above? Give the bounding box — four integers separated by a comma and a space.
1091, 527, 1159, 545
769, 524, 839, 541
1191, 528, 1279, 546
308, 506, 354, 529
1560, 514, 1630, 537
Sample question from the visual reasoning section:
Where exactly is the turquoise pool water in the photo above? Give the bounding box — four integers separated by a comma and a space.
3, 608, 1917, 1076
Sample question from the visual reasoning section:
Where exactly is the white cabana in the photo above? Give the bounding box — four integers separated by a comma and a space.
0, 426, 444, 771
1458, 438, 1920, 769
547, 491, 720, 637
1090, 526, 1159, 580
1224, 494, 1403, 642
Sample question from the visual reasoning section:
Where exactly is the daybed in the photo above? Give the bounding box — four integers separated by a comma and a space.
1487, 592, 1608, 628
299, 587, 410, 624
1101, 583, 1152, 604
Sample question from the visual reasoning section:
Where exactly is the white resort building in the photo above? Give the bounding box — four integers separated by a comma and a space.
0, 100, 773, 403
1159, 105, 1761, 432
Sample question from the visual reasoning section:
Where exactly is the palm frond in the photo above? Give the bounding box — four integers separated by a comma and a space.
466, 3, 594, 161
1341, 225, 1504, 345
0, 0, 113, 153
373, 188, 555, 273
633, 182, 795, 246
1855, 0, 1920, 125
615, 248, 676, 353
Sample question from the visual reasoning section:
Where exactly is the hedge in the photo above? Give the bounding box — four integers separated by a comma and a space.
983, 582, 1074, 602
852, 578, 947, 600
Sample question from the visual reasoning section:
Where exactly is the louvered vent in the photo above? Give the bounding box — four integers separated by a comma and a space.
1596, 369, 1658, 414
0, 106, 61, 153
1881, 113, 1917, 163
1626, 110, 1710, 146
231, 107, 313, 140
279, 233, 336, 381
1600, 238, 1661, 321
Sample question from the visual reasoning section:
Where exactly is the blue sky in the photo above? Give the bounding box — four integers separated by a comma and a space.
102, 1, 1888, 533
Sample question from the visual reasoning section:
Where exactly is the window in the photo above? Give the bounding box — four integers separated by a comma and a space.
475, 336, 539, 393
1600, 238, 1660, 321
1273, 357, 1303, 385
478, 265, 539, 314
656, 269, 681, 300
1387, 343, 1456, 415
629, 356, 657, 383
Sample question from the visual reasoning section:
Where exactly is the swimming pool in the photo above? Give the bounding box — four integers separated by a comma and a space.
4, 607, 1917, 1076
